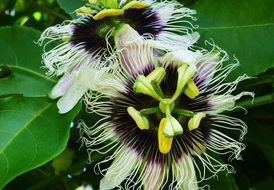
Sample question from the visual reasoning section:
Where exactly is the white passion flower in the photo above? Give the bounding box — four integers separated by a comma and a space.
37, 0, 199, 113
80, 24, 254, 190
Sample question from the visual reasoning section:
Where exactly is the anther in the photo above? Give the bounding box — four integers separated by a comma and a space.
133, 75, 162, 101
127, 106, 149, 130
158, 118, 173, 154
188, 112, 206, 131
146, 67, 166, 84
184, 79, 200, 99
171, 64, 197, 102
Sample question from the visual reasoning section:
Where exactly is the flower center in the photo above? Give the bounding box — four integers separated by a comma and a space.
127, 65, 206, 154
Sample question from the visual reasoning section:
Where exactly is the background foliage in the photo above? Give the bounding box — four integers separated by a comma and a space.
0, 0, 273, 189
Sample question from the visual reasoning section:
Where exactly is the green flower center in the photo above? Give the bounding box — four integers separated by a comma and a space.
127, 65, 206, 154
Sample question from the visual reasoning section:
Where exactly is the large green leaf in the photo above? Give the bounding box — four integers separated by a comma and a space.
251, 178, 274, 190
191, 0, 274, 80
0, 26, 55, 97
0, 96, 81, 188
57, 0, 84, 17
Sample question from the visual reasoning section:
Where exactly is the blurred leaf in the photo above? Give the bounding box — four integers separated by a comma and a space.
207, 171, 239, 190
0, 96, 81, 188
245, 111, 274, 169
51, 148, 75, 175
191, 0, 274, 80
0, 26, 55, 97
250, 177, 274, 190
57, 0, 84, 18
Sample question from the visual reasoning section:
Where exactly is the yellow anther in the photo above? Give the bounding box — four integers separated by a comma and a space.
75, 6, 94, 14
158, 118, 173, 154
127, 107, 149, 130
122, 1, 148, 11
188, 112, 206, 131
93, 9, 124, 20
146, 67, 166, 84
184, 79, 200, 99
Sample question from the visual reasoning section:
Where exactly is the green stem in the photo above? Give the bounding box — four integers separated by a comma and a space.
173, 108, 194, 117
235, 93, 274, 110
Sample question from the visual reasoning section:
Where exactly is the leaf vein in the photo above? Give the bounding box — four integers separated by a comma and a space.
199, 23, 274, 30
7, 65, 56, 83
0, 102, 53, 155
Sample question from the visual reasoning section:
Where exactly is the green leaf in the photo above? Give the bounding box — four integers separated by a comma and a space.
0, 96, 81, 188
207, 171, 239, 190
57, 0, 84, 18
0, 26, 55, 97
251, 177, 274, 190
245, 111, 274, 169
191, 0, 274, 80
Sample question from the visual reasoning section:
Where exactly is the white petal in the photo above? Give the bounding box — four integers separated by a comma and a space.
142, 163, 166, 190
153, 1, 175, 25
157, 31, 200, 50
115, 24, 142, 48
99, 148, 138, 190
49, 75, 73, 99
195, 55, 219, 88
114, 24, 156, 75
158, 31, 200, 50
57, 81, 86, 114
173, 156, 198, 190
162, 49, 202, 68
56, 66, 93, 114
208, 91, 254, 114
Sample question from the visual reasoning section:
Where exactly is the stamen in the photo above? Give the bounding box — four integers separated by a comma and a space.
184, 79, 200, 99
92, 0, 148, 20
146, 67, 166, 84
122, 1, 148, 11
158, 118, 173, 154
133, 75, 162, 101
93, 9, 124, 20
171, 64, 197, 102
127, 106, 149, 130
188, 112, 206, 131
